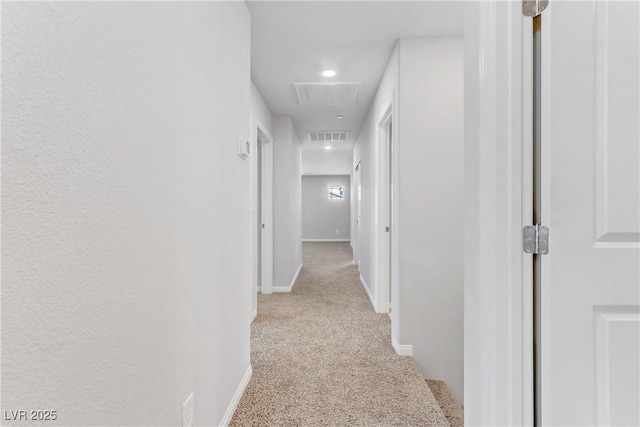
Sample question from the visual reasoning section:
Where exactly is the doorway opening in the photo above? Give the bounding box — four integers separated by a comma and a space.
353, 159, 362, 267
375, 105, 395, 327
252, 120, 274, 319
382, 114, 393, 318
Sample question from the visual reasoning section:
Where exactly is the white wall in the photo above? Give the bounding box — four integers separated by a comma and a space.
272, 115, 302, 287
396, 37, 464, 403
2, 3, 252, 425
251, 81, 273, 134
302, 150, 353, 175
353, 45, 399, 303
302, 175, 351, 241
353, 38, 464, 403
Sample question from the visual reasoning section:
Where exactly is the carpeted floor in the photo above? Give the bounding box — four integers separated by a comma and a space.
425, 380, 464, 427
230, 242, 451, 426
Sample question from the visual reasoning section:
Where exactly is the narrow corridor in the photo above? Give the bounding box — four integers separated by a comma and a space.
231, 242, 453, 426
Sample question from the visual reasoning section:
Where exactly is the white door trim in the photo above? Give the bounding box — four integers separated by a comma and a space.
353, 159, 362, 266
463, 1, 532, 425
251, 116, 274, 299
350, 172, 354, 249
374, 105, 394, 316
374, 98, 401, 347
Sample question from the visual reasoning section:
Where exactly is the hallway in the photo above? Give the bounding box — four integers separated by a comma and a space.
231, 242, 457, 426
5, 2, 638, 425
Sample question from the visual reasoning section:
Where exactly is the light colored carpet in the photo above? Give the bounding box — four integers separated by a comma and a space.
230, 242, 450, 426
425, 380, 464, 427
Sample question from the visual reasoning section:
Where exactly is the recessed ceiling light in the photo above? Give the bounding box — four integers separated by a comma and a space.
336, 115, 344, 119
322, 69, 336, 78
324, 146, 332, 150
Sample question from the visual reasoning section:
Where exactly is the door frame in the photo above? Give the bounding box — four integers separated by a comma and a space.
463, 1, 533, 425
353, 159, 362, 266
251, 116, 274, 313
379, 108, 393, 316
374, 106, 394, 316
373, 99, 401, 347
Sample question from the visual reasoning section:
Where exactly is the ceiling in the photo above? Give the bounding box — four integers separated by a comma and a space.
247, 1, 464, 159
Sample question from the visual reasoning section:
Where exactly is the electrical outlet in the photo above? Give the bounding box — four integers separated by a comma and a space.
336, 229, 339, 234
182, 393, 194, 427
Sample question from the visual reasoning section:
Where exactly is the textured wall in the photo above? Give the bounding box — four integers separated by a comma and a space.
302, 175, 351, 240
2, 3, 252, 425
272, 115, 302, 287
397, 37, 464, 403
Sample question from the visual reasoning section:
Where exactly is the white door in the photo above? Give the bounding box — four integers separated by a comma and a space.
378, 113, 392, 314
541, 1, 639, 425
355, 160, 362, 265
253, 126, 273, 296
386, 121, 393, 311
257, 137, 263, 289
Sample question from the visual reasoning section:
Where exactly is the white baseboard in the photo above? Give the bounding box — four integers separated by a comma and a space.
302, 239, 350, 242
257, 286, 262, 293
392, 336, 414, 357
219, 364, 252, 426
359, 274, 376, 311
251, 307, 257, 321
273, 263, 302, 293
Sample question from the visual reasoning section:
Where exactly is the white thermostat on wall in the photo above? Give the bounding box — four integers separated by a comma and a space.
238, 137, 250, 159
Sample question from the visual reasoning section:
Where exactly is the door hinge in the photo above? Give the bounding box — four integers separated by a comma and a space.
523, 224, 549, 255
523, 0, 549, 17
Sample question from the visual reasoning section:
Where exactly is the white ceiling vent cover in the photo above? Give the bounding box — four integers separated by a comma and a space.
292, 82, 360, 105
308, 131, 349, 142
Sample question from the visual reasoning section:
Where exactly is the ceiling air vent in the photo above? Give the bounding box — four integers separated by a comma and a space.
308, 131, 350, 142
292, 82, 360, 105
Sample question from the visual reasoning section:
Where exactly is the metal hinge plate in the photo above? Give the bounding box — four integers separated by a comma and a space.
523, 224, 549, 255
523, 0, 549, 17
